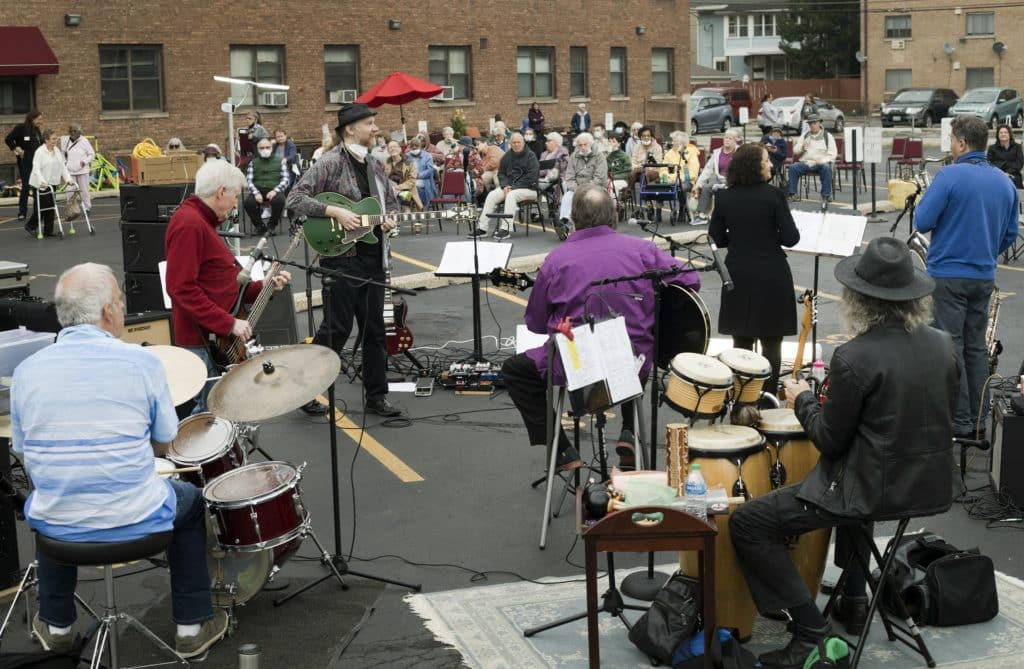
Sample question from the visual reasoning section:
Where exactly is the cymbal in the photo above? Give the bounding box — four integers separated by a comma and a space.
207, 345, 341, 422
143, 345, 209, 407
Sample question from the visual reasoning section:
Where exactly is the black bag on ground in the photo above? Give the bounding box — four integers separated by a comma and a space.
878, 531, 998, 626
673, 628, 758, 669
629, 571, 700, 663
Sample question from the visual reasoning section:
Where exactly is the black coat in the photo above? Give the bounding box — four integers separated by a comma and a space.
794, 323, 959, 520
4, 122, 42, 163
708, 181, 800, 338
986, 141, 1024, 188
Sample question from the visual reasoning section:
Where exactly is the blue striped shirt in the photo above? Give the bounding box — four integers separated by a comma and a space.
11, 325, 179, 541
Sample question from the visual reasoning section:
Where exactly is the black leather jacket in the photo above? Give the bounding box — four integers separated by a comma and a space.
794, 322, 959, 521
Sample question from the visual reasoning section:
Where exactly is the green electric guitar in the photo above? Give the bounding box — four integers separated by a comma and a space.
303, 192, 475, 256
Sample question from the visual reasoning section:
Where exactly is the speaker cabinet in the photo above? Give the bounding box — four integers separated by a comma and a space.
121, 220, 168, 274
120, 183, 194, 222
990, 397, 1024, 506
124, 272, 166, 313
121, 310, 173, 346
253, 288, 298, 347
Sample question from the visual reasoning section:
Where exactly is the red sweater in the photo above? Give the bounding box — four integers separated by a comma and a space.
165, 196, 262, 346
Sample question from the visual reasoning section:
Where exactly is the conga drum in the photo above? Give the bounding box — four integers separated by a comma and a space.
758, 408, 832, 600
664, 353, 733, 418
678, 425, 770, 640
717, 348, 771, 404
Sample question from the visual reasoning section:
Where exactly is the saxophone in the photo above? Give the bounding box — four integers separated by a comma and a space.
987, 289, 1003, 376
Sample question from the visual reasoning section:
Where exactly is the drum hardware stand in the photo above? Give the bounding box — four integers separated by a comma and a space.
256, 256, 423, 605
238, 422, 276, 462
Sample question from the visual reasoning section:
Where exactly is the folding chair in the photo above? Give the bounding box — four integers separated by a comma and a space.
709, 136, 724, 152
429, 168, 468, 233
887, 136, 909, 181
896, 139, 923, 179
833, 137, 866, 195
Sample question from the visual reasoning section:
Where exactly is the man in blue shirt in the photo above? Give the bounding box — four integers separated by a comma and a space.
11, 263, 227, 657
914, 115, 1020, 438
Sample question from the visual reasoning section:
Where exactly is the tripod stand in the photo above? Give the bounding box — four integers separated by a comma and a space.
260, 254, 423, 605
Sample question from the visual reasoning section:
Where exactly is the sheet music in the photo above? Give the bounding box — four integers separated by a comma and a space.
556, 327, 604, 391
555, 317, 642, 404
434, 241, 513, 277
515, 325, 549, 354
789, 210, 867, 258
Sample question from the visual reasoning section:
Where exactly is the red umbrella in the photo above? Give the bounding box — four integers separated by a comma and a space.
356, 71, 443, 140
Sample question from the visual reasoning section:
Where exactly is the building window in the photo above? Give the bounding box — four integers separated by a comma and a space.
884, 16, 911, 39
885, 68, 912, 92
0, 77, 34, 116
728, 15, 749, 38
429, 46, 471, 100
610, 47, 628, 97
966, 67, 994, 89
229, 46, 285, 104
651, 48, 674, 95
99, 45, 163, 112
714, 58, 728, 72
570, 46, 588, 98
753, 14, 777, 38
966, 12, 995, 36
324, 46, 359, 102
517, 47, 554, 99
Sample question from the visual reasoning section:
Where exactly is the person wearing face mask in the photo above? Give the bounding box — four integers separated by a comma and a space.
165, 160, 292, 412
385, 140, 423, 210
590, 125, 609, 154
624, 121, 644, 156
522, 128, 543, 160
693, 127, 742, 223
243, 138, 291, 235
286, 103, 402, 418
406, 136, 438, 207
558, 132, 607, 238
61, 123, 96, 214
628, 126, 663, 195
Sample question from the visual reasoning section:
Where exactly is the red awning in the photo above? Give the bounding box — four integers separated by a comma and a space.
0, 27, 59, 75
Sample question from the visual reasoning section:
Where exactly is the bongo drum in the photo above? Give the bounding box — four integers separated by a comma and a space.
678, 425, 770, 640
664, 353, 733, 418
718, 348, 771, 404
758, 408, 832, 600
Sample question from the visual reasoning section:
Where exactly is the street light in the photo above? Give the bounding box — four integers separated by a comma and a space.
212, 76, 291, 165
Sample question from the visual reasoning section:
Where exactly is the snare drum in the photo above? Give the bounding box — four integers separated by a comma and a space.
758, 408, 831, 600
204, 462, 308, 568
718, 348, 771, 404
679, 425, 770, 640
167, 413, 246, 487
664, 353, 733, 418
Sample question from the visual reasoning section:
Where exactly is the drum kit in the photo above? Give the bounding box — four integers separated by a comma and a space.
149, 343, 342, 622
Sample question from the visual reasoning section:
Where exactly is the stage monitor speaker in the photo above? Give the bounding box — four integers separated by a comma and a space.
254, 288, 298, 347
120, 183, 194, 222
124, 272, 166, 314
0, 297, 61, 333
121, 220, 168, 274
121, 310, 173, 346
990, 397, 1024, 506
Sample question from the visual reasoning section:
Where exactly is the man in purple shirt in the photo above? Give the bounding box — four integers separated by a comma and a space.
502, 183, 700, 469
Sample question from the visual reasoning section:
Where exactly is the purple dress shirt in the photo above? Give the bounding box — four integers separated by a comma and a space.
524, 226, 701, 385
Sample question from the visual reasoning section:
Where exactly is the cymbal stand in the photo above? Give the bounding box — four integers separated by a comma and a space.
238, 422, 275, 462
259, 255, 422, 606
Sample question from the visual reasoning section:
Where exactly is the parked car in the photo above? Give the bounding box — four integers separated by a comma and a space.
881, 88, 959, 128
693, 87, 753, 124
768, 96, 846, 134
949, 87, 1024, 128
689, 92, 734, 134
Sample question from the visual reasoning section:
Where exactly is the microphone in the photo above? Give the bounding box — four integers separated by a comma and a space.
707, 239, 734, 292
237, 237, 269, 285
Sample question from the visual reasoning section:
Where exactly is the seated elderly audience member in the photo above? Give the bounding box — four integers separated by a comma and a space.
730, 237, 959, 669
243, 136, 291, 235
444, 136, 486, 200
472, 132, 539, 241
386, 140, 422, 210
629, 126, 664, 191
761, 126, 789, 184
477, 138, 504, 191
590, 124, 609, 154
987, 124, 1023, 189
490, 122, 509, 151
606, 135, 632, 198
661, 131, 701, 221
407, 136, 438, 207
272, 128, 298, 166
11, 263, 229, 658
693, 127, 742, 223
539, 132, 569, 193
787, 114, 837, 203
523, 127, 544, 160
625, 121, 644, 156
437, 126, 459, 157
559, 133, 608, 237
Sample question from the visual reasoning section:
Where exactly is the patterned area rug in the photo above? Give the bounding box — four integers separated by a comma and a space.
407, 561, 1024, 668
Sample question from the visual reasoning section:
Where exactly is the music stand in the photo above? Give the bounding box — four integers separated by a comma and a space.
434, 241, 513, 364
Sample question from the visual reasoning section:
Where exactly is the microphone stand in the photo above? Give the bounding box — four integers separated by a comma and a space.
638, 220, 712, 263
259, 252, 421, 606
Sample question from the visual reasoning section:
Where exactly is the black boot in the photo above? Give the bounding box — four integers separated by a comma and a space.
758, 622, 832, 669
831, 594, 869, 636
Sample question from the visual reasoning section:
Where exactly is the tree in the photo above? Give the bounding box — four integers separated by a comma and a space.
778, 0, 860, 78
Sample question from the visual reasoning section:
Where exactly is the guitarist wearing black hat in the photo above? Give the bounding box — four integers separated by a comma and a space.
287, 103, 401, 417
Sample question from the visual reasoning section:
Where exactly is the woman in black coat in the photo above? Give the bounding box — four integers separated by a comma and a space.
708, 142, 800, 393
3, 109, 44, 220
986, 124, 1023, 188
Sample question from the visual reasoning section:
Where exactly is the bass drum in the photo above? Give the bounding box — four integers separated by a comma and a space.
658, 285, 710, 368
205, 513, 273, 607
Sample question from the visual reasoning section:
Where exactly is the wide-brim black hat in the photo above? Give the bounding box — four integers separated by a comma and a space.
336, 103, 377, 134
834, 237, 934, 301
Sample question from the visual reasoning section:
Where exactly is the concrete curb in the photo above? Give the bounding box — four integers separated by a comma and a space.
0, 189, 121, 207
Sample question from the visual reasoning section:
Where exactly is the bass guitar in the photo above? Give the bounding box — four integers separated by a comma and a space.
385, 260, 414, 356
303, 193, 473, 256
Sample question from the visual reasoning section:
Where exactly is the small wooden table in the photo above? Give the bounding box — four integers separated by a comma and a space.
581, 505, 718, 669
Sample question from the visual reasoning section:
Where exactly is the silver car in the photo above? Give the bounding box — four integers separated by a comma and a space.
690, 93, 734, 134
770, 96, 846, 134
949, 87, 1024, 128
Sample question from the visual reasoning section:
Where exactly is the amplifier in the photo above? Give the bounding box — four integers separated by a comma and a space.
0, 261, 30, 299
119, 183, 193, 222
121, 311, 173, 346
990, 396, 1024, 506
0, 296, 61, 333
121, 220, 167, 274
124, 272, 166, 313
254, 289, 298, 347
0, 436, 20, 590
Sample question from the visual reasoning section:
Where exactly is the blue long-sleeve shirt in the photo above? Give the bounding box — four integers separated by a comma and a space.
914, 150, 1020, 280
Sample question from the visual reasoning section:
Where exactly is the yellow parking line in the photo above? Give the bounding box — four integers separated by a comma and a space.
316, 394, 424, 483
390, 251, 437, 272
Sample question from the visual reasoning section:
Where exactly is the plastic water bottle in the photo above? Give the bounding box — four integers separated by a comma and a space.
684, 464, 708, 521
811, 359, 826, 384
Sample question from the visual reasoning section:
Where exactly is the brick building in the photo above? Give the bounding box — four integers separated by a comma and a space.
1, 0, 691, 176
864, 1, 1023, 111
